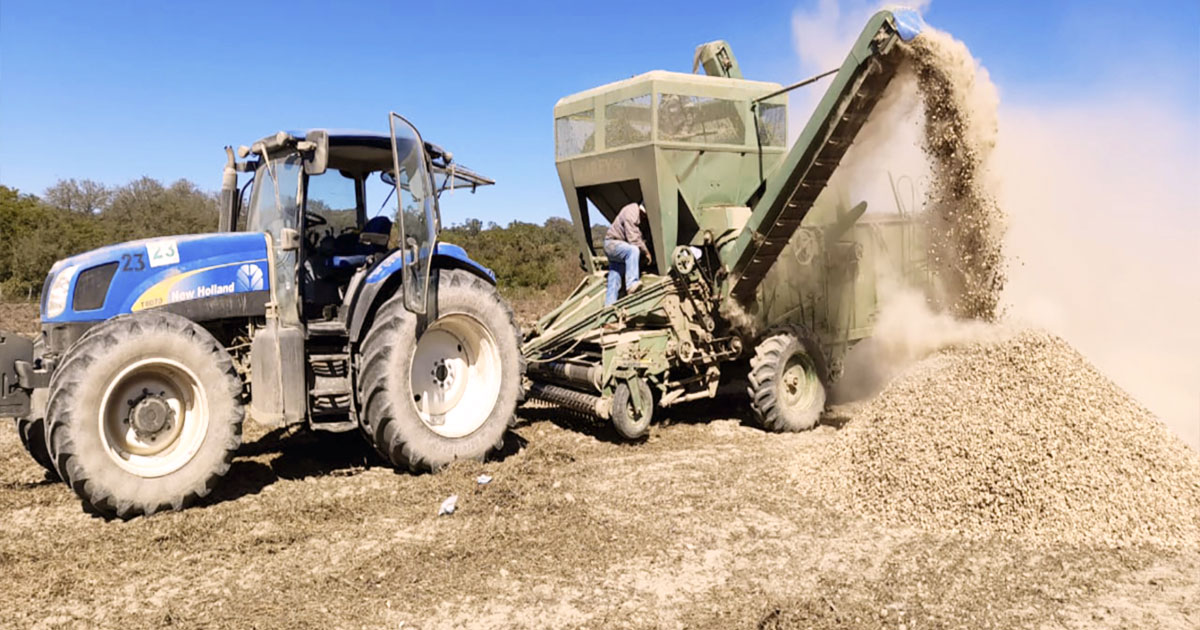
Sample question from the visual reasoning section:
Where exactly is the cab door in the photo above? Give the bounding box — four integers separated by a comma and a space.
245, 152, 304, 326
388, 112, 440, 315
245, 151, 307, 426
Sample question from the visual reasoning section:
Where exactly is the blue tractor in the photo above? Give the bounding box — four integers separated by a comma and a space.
0, 114, 524, 518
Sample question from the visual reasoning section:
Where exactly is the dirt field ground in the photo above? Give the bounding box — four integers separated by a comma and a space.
2, 405, 1197, 629
2, 302, 1198, 629
0, 302, 38, 335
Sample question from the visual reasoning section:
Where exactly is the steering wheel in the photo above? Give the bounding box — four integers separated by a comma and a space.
305, 212, 328, 228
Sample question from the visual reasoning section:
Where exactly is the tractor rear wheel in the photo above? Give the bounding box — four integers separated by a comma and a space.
747, 326, 828, 432
46, 312, 244, 518
359, 269, 523, 472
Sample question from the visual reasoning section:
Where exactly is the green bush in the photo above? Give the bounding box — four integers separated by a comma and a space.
440, 216, 583, 294
1, 180, 584, 302
0, 180, 217, 300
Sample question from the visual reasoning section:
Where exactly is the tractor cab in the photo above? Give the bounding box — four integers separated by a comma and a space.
222, 124, 493, 327
216, 116, 504, 432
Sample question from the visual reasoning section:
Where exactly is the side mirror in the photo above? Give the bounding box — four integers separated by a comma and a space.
279, 228, 301, 251
303, 130, 329, 176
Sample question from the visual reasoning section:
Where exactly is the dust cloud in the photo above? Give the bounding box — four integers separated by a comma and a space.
820, 18, 1009, 402
719, 298, 759, 339
997, 101, 1200, 450
791, 2, 1200, 449
833, 285, 1005, 402
834, 28, 1007, 320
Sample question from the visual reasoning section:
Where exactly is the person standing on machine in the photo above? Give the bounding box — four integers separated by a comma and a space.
603, 202, 651, 306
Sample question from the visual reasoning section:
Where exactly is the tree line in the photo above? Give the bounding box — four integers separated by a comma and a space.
0, 179, 583, 301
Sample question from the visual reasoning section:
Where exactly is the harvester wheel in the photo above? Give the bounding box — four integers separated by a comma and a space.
45, 312, 244, 518
16, 339, 59, 481
747, 327, 828, 432
611, 378, 653, 440
359, 269, 523, 472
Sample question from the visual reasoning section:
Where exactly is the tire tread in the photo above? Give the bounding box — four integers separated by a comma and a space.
358, 269, 523, 472
46, 312, 244, 518
747, 325, 828, 432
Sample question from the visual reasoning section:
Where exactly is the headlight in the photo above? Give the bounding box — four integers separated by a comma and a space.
45, 265, 78, 318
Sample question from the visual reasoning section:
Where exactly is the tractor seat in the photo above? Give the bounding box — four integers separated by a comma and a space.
327, 216, 393, 269
330, 254, 369, 269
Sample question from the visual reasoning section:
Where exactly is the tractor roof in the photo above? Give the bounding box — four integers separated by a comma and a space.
261, 129, 494, 191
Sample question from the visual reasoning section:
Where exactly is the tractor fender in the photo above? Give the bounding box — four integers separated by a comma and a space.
345, 243, 496, 344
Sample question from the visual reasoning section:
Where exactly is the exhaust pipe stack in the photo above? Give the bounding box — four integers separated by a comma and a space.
218, 146, 238, 232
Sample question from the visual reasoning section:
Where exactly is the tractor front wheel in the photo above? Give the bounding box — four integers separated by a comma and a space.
45, 312, 244, 518
16, 338, 58, 480
359, 269, 523, 471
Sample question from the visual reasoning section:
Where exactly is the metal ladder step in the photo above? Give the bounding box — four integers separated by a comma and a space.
306, 321, 347, 337
310, 387, 350, 398
308, 410, 357, 433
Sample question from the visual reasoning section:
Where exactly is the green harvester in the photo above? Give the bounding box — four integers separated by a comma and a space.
523, 9, 930, 437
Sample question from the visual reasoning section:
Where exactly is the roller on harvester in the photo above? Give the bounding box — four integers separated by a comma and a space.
523, 9, 929, 437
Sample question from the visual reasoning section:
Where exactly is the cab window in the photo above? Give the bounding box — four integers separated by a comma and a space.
247, 155, 303, 238
305, 171, 360, 238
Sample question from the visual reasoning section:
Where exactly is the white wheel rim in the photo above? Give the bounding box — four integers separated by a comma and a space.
409, 313, 502, 438
780, 355, 820, 410
97, 358, 210, 478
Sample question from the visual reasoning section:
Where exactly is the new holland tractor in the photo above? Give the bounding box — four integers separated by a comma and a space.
0, 113, 523, 518
523, 10, 928, 437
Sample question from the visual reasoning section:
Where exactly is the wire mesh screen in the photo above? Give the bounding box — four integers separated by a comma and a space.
555, 110, 595, 158
605, 95, 652, 148
756, 102, 787, 147
657, 94, 745, 145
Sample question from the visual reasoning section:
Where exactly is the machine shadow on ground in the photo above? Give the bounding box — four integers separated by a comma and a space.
0, 471, 57, 490
203, 423, 531, 510
203, 428, 378, 508
517, 395, 852, 445
516, 405, 629, 444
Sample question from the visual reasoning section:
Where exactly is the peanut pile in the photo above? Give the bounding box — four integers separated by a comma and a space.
814, 330, 1200, 547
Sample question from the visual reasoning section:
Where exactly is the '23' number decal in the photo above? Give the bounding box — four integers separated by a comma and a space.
120, 252, 146, 271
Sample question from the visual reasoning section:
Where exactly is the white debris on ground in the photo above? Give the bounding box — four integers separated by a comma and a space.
438, 494, 458, 516
812, 330, 1200, 547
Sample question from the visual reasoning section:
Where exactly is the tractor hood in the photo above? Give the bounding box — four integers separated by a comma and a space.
41, 232, 272, 325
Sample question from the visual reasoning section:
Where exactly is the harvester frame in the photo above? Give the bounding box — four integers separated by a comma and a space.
524, 10, 927, 437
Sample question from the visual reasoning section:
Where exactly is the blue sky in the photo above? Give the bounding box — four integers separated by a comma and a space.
1, 0, 1197, 226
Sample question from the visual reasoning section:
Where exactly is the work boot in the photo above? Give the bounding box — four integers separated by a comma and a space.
627, 280, 643, 294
